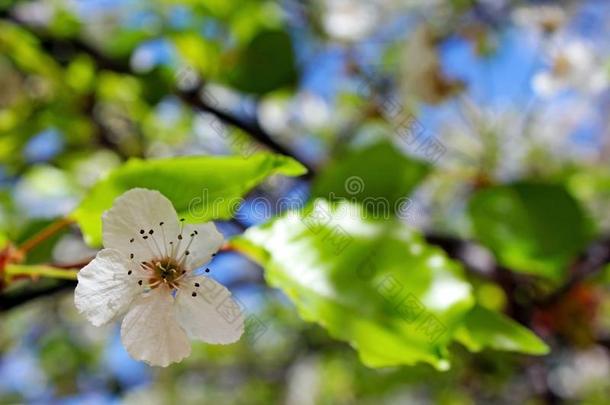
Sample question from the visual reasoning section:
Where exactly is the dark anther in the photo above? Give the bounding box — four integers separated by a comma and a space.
212, 253, 217, 257
130, 238, 134, 243
138, 280, 143, 286
180, 218, 185, 222
130, 253, 134, 259
140, 230, 145, 234
194, 230, 198, 235
149, 229, 154, 235
205, 268, 210, 273
128, 270, 132, 275
182, 270, 186, 274
185, 250, 190, 256
192, 292, 197, 297
170, 241, 174, 245
159, 222, 164, 226
177, 235, 183, 240
194, 282, 200, 287
143, 236, 148, 239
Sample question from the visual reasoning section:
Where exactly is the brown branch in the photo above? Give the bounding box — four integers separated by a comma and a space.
18, 218, 74, 255
538, 237, 610, 307
177, 89, 315, 177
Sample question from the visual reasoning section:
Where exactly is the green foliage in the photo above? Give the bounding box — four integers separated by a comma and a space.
235, 199, 475, 370
454, 305, 549, 355
172, 31, 222, 77
312, 140, 430, 217
236, 199, 549, 369
468, 183, 593, 280
224, 29, 297, 95
2, 0, 609, 401
72, 153, 306, 246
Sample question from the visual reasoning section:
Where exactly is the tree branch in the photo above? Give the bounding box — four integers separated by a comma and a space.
0, 11, 315, 176
0, 280, 75, 311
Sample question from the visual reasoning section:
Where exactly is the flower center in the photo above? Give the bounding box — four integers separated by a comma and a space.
142, 257, 186, 290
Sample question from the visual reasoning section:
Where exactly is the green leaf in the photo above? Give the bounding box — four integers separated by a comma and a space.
71, 153, 306, 246
172, 32, 221, 77
454, 305, 549, 355
224, 29, 297, 95
234, 199, 475, 370
312, 140, 429, 218
468, 182, 592, 280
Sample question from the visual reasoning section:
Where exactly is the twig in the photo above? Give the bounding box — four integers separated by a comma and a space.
538, 237, 610, 307
18, 218, 74, 255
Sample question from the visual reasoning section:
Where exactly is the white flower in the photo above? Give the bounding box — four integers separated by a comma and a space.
75, 188, 244, 367
532, 41, 609, 97
512, 5, 566, 34
322, 0, 379, 41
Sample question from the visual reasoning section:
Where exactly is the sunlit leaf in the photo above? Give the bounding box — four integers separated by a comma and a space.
454, 305, 549, 355
72, 153, 306, 246
235, 199, 475, 370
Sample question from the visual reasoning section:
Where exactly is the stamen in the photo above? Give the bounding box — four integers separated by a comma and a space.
140, 262, 154, 274
169, 241, 175, 258
170, 269, 189, 285
192, 292, 197, 297
146, 228, 165, 259
172, 219, 186, 260
136, 225, 164, 259
176, 232, 197, 265
159, 221, 169, 257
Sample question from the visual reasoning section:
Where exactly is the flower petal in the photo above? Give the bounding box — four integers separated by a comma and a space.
179, 222, 224, 270
175, 275, 244, 344
74, 249, 144, 327
121, 288, 191, 367
103, 188, 180, 261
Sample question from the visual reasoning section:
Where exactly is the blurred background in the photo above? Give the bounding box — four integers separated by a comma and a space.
1, 0, 610, 403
